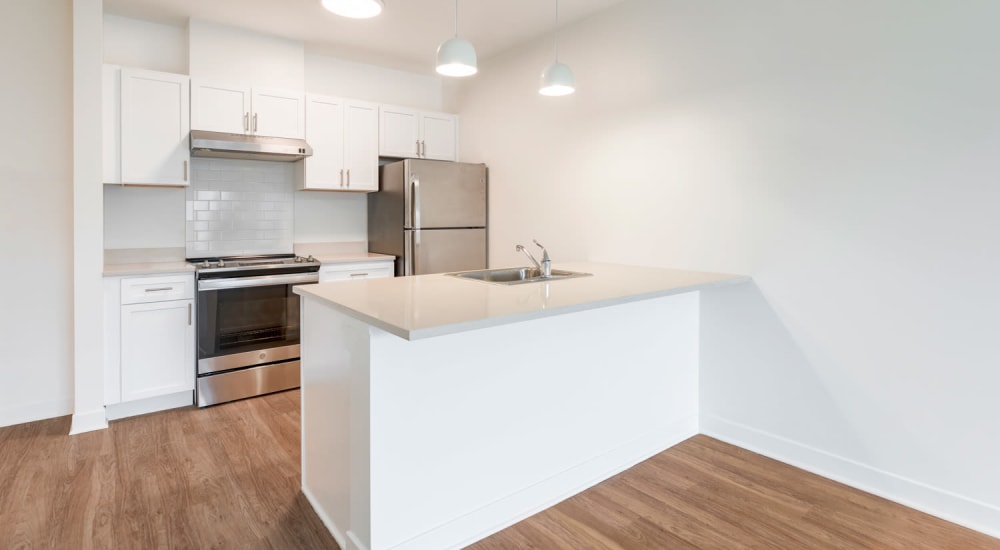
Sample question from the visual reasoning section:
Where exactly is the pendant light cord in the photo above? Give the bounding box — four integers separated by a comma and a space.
455, 0, 459, 37
554, 0, 560, 61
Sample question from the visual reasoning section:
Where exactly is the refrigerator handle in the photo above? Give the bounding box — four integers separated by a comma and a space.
411, 176, 421, 229
404, 231, 414, 276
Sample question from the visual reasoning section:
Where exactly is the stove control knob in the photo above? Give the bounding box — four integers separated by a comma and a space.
217, 259, 225, 267
294, 256, 304, 263
201, 260, 211, 268
306, 255, 317, 263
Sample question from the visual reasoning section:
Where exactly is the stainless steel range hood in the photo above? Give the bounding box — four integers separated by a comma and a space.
190, 130, 312, 162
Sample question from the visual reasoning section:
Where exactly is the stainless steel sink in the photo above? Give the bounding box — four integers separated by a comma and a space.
447, 267, 591, 285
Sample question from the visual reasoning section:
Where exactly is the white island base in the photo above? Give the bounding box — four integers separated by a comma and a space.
299, 287, 704, 550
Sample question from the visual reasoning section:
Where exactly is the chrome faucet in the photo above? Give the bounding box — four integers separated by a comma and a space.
516, 239, 551, 278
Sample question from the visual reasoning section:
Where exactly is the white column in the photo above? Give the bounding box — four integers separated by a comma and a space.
70, 0, 108, 434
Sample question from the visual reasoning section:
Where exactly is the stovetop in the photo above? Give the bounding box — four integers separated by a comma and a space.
190, 254, 321, 275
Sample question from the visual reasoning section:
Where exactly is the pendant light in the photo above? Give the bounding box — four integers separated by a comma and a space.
539, 0, 575, 96
320, 0, 384, 19
436, 0, 477, 77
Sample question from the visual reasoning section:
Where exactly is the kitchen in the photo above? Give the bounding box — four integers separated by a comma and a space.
3, 0, 1000, 548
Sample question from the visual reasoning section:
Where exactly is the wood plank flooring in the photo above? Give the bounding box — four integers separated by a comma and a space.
1, 391, 996, 549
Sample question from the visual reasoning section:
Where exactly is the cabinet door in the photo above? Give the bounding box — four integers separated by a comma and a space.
102, 65, 121, 184
252, 87, 306, 139
120, 299, 195, 402
120, 68, 190, 186
421, 112, 458, 161
301, 94, 346, 190
191, 79, 250, 134
379, 105, 421, 158
344, 100, 379, 191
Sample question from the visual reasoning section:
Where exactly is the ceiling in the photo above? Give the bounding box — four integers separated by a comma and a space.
103, 0, 626, 73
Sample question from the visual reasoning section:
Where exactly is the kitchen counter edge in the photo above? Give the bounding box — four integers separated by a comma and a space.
295, 263, 750, 341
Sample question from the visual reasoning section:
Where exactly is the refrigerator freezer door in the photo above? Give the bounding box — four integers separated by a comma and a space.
405, 160, 486, 229
406, 228, 487, 276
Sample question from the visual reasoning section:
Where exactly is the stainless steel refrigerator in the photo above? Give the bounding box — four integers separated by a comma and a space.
368, 159, 487, 276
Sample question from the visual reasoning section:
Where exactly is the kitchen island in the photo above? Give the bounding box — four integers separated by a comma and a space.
294, 262, 748, 550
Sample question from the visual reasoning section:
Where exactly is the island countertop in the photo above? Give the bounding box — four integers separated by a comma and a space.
294, 262, 749, 340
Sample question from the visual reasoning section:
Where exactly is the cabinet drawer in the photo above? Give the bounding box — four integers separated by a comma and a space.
319, 262, 394, 283
121, 274, 194, 304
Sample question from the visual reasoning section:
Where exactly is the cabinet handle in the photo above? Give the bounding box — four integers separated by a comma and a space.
188, 303, 192, 325
416, 139, 421, 157
183, 160, 188, 182
339, 169, 344, 186
144, 287, 174, 292
350, 273, 369, 278
253, 113, 258, 134
347, 169, 351, 187
244, 112, 249, 132
421, 140, 426, 157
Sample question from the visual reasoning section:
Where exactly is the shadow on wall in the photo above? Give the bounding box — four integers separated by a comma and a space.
698, 281, 868, 457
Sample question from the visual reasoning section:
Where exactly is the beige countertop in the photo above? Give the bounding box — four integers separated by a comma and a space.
314, 252, 395, 265
295, 262, 750, 341
103, 261, 195, 277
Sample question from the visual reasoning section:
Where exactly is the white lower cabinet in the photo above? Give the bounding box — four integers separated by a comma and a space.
120, 299, 194, 401
319, 260, 395, 283
105, 273, 195, 419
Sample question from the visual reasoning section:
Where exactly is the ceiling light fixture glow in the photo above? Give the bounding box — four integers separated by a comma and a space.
320, 0, 384, 19
436, 0, 477, 77
539, 0, 575, 96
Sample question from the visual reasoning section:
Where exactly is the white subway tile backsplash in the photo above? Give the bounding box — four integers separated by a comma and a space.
186, 158, 295, 258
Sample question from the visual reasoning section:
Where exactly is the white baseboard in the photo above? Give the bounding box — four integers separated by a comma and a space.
105, 391, 193, 421
702, 415, 1000, 540
394, 417, 698, 550
69, 407, 108, 435
346, 531, 369, 550
302, 486, 348, 550
0, 397, 73, 429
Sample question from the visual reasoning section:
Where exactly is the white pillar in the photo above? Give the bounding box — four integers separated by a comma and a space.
70, 0, 107, 434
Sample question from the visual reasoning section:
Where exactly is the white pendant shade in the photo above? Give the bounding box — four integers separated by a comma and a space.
320, 0, 384, 19
539, 0, 575, 96
539, 61, 575, 96
436, 37, 478, 77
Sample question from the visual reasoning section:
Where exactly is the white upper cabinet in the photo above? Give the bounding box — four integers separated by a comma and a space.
107, 67, 191, 186
190, 81, 250, 135
344, 101, 379, 190
191, 79, 305, 139
252, 87, 306, 139
299, 95, 378, 192
420, 112, 458, 161
379, 105, 458, 161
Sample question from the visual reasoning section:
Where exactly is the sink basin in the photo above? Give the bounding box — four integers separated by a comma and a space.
447, 267, 591, 285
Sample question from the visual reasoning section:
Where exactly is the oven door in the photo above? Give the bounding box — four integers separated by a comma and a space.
196, 272, 318, 375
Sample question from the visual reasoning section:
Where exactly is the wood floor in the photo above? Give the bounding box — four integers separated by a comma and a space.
1, 391, 996, 550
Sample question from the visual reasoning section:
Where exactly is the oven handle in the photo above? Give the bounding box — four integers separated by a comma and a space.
198, 272, 319, 291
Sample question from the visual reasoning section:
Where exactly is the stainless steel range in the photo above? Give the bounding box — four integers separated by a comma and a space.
192, 254, 320, 407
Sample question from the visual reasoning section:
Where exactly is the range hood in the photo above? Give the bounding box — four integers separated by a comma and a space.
190, 130, 312, 162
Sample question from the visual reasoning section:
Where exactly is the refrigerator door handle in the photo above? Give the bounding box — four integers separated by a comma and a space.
411, 176, 421, 229
404, 231, 415, 276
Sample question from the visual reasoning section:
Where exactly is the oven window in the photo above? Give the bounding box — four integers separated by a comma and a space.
198, 283, 302, 359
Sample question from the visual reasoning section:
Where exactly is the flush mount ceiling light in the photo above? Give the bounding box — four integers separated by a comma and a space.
320, 0, 384, 19
436, 0, 477, 77
539, 0, 575, 96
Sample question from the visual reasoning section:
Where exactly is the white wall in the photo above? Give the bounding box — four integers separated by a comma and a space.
0, 1, 74, 427
189, 19, 304, 89
455, 0, 1000, 537
305, 53, 444, 110
103, 13, 187, 74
